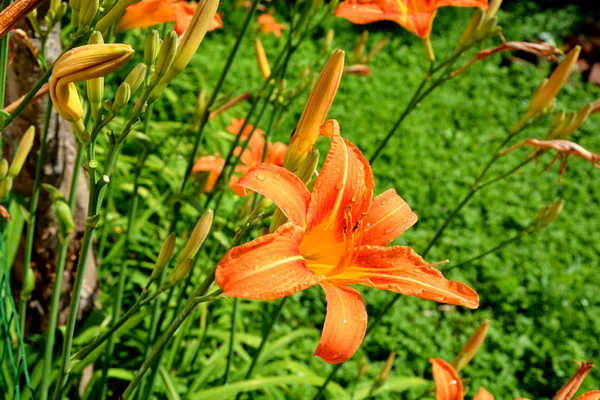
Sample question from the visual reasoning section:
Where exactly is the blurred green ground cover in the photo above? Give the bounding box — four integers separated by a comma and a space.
92, 2, 600, 398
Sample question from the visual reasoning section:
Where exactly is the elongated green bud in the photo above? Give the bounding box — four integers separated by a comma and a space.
176, 209, 213, 263
150, 232, 177, 282
144, 30, 160, 67
528, 200, 565, 233
166, 259, 193, 286
8, 126, 35, 178
124, 63, 147, 95
86, 31, 105, 121
43, 183, 76, 240
0, 159, 8, 180
113, 82, 131, 112
70, 0, 81, 30
150, 31, 178, 87
95, 0, 141, 35
78, 0, 99, 32
0, 178, 12, 198
21, 267, 35, 299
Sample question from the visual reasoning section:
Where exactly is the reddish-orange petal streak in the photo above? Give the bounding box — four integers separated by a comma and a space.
313, 283, 367, 364
473, 387, 495, 400
237, 164, 310, 227
362, 188, 418, 246
116, 0, 175, 32
576, 391, 600, 400
215, 223, 320, 299
430, 358, 464, 400
306, 127, 375, 239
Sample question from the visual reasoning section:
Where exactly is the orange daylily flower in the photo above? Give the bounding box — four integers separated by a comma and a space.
335, 0, 488, 39
500, 139, 600, 179
431, 358, 598, 400
116, 0, 223, 36
216, 120, 479, 364
192, 120, 286, 194
257, 13, 286, 38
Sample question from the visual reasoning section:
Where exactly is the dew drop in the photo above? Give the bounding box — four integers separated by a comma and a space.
335, 182, 343, 190
257, 174, 266, 181
384, 227, 395, 234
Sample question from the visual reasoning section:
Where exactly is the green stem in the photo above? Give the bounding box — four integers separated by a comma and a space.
19, 99, 52, 335
443, 234, 523, 272
224, 297, 239, 384
39, 142, 84, 400
0, 0, 11, 152
98, 146, 148, 399
121, 288, 223, 399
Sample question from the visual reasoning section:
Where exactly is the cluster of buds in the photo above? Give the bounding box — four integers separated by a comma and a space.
526, 200, 565, 234
546, 103, 594, 140
0, 126, 35, 199
69, 0, 99, 35
50, 42, 134, 142
453, 0, 503, 55
147, 210, 214, 287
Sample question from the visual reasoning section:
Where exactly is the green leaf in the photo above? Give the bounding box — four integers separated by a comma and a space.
159, 366, 182, 400
354, 377, 429, 399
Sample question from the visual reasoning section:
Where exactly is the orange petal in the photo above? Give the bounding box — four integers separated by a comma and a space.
266, 141, 288, 166
171, 1, 196, 35
306, 129, 375, 240
335, 0, 405, 25
192, 155, 224, 191
360, 266, 479, 308
115, 0, 175, 33
216, 223, 320, 299
237, 164, 310, 227
473, 387, 494, 400
313, 283, 367, 364
576, 391, 600, 400
355, 245, 427, 270
363, 189, 418, 246
430, 358, 464, 400
229, 174, 246, 196
209, 12, 223, 31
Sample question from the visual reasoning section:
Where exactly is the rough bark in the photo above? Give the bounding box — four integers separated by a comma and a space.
3, 17, 97, 333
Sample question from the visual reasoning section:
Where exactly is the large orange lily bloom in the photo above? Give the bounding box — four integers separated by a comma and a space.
336, 0, 488, 38
116, 0, 223, 35
430, 358, 598, 400
216, 120, 479, 364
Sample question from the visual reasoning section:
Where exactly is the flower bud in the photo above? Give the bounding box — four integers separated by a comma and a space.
124, 63, 147, 95
70, 0, 81, 30
322, 29, 334, 54
95, 0, 141, 35
551, 103, 593, 140
375, 352, 396, 388
149, 0, 219, 101
254, 38, 271, 80
0, 159, 8, 180
0, 178, 12, 198
528, 200, 564, 233
553, 361, 595, 400
21, 267, 35, 299
284, 49, 344, 171
166, 259, 194, 286
113, 82, 131, 112
452, 320, 490, 372
8, 126, 35, 178
51, 44, 134, 123
527, 47, 581, 119
150, 232, 176, 282
176, 209, 213, 263
367, 37, 387, 61
78, 0, 99, 32
86, 31, 105, 121
150, 31, 178, 87
351, 30, 368, 62
42, 184, 75, 240
454, 9, 484, 53
144, 29, 160, 67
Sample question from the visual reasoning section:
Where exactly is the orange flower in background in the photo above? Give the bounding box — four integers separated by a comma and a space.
192, 119, 286, 194
216, 120, 479, 364
257, 13, 286, 37
336, 0, 488, 38
116, 0, 223, 35
226, 117, 264, 139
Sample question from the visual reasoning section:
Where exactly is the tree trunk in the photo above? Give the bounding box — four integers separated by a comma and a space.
3, 17, 97, 333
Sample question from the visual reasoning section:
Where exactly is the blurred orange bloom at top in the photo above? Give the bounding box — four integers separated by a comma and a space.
257, 13, 286, 37
216, 120, 478, 364
227, 117, 264, 139
116, 0, 223, 36
336, 0, 488, 38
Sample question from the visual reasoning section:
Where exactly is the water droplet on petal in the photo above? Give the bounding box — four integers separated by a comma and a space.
384, 227, 395, 234
257, 174, 266, 181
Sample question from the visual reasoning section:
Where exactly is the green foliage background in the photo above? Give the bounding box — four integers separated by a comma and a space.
82, 2, 600, 398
